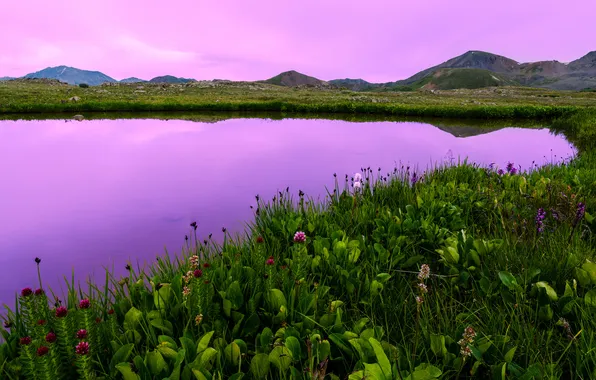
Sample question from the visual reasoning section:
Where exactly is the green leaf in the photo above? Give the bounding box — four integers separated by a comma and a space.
224, 342, 241, 366
124, 307, 143, 331
329, 333, 353, 359
430, 334, 447, 357
504, 346, 517, 363
154, 283, 173, 310
363, 363, 387, 380
145, 350, 168, 376
269, 346, 292, 372
250, 353, 270, 378
404, 363, 442, 380
110, 343, 135, 374
197, 331, 214, 354
369, 338, 391, 378
285, 336, 301, 360
538, 305, 554, 321
585, 290, 596, 307
498, 272, 520, 292
116, 363, 141, 380
180, 337, 197, 365
375, 273, 392, 284
199, 347, 218, 369
227, 281, 244, 310
268, 289, 287, 312
575, 268, 591, 287
533, 282, 558, 301
192, 369, 211, 380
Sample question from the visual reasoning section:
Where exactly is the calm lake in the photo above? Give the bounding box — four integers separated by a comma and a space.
0, 116, 575, 306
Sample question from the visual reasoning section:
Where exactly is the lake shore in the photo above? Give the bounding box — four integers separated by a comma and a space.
2, 80, 596, 119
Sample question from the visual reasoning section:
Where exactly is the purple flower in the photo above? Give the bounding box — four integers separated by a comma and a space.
37, 346, 49, 357
293, 231, 306, 243
76, 329, 88, 340
506, 162, 515, 173
75, 342, 90, 355
535, 208, 547, 233
497, 169, 504, 176
411, 172, 418, 185
574, 202, 586, 227
45, 332, 57, 343
79, 299, 90, 309
55, 306, 68, 318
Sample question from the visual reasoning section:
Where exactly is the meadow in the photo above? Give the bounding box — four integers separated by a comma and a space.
0, 81, 595, 379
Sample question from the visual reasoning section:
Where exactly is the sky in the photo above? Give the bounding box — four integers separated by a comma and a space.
0, 0, 594, 83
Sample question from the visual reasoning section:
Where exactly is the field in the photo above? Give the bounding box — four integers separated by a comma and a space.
0, 81, 596, 379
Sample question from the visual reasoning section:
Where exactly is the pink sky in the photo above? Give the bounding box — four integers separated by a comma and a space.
0, 0, 594, 82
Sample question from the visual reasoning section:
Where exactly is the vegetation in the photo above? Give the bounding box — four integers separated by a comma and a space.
1, 84, 596, 378
1, 80, 596, 118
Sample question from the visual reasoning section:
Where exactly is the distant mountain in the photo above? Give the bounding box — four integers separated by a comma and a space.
263, 70, 331, 87
0, 76, 15, 81
120, 77, 147, 83
24, 66, 116, 86
329, 78, 376, 91
149, 75, 195, 84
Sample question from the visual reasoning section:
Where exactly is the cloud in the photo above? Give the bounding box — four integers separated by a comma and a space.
114, 36, 197, 63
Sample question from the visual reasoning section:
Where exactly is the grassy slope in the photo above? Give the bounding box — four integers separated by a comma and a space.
1, 83, 596, 379
1, 80, 596, 119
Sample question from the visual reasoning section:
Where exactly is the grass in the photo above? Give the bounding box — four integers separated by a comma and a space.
0, 84, 596, 378
1, 79, 596, 118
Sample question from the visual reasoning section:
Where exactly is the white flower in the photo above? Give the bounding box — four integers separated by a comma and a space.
354, 173, 362, 182
354, 181, 362, 190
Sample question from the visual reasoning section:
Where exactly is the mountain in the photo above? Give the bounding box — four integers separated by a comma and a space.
24, 66, 116, 86
0, 76, 15, 81
149, 75, 195, 83
329, 78, 377, 91
412, 68, 519, 90
120, 77, 147, 83
263, 70, 331, 87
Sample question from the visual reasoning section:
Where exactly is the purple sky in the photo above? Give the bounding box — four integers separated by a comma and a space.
0, 0, 594, 82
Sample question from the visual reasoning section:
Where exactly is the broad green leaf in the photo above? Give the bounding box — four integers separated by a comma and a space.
369, 338, 391, 378
199, 347, 218, 369
498, 272, 520, 291
585, 289, 596, 307
533, 282, 558, 301
582, 261, 596, 283
504, 346, 517, 363
116, 363, 141, 380
250, 353, 270, 378
110, 343, 134, 374
363, 363, 387, 380
224, 342, 241, 366
268, 289, 287, 312
124, 307, 143, 330
404, 363, 442, 380
197, 331, 214, 354
269, 346, 292, 372
145, 350, 168, 376
154, 284, 173, 310
180, 337, 197, 364
285, 336, 301, 360
227, 281, 244, 309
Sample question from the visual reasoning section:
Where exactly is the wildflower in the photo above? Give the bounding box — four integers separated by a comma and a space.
33, 288, 44, 296
418, 283, 428, 294
353, 181, 362, 191
460, 345, 472, 357
184, 271, 193, 283
76, 329, 88, 340
458, 326, 476, 358
21, 288, 33, 297
107, 309, 115, 315
75, 342, 90, 355
551, 208, 560, 221
37, 319, 47, 326
193, 269, 203, 278
558, 317, 575, 340
354, 173, 362, 182
203, 263, 211, 269
45, 332, 57, 343
182, 286, 191, 297
256, 236, 264, 244
418, 264, 430, 281
37, 346, 49, 356
294, 231, 306, 243
190, 221, 197, 230
497, 169, 504, 176
574, 202, 586, 226
20, 336, 32, 345
411, 172, 418, 185
415, 296, 424, 305
35, 257, 41, 264
195, 314, 203, 326
125, 264, 131, 271
204, 280, 211, 284
55, 306, 68, 318
506, 162, 515, 173
3, 320, 12, 329
266, 256, 275, 266
95, 317, 101, 324
189, 255, 199, 268
79, 299, 90, 309
535, 208, 547, 233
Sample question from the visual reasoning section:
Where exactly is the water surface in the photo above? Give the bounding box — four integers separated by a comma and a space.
0, 117, 575, 306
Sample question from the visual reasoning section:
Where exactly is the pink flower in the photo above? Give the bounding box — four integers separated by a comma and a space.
55, 306, 68, 318
79, 299, 90, 309
19, 336, 32, 345
21, 288, 33, 297
75, 341, 90, 355
417, 264, 430, 281
293, 231, 306, 243
37, 346, 49, 356
37, 319, 47, 326
193, 269, 203, 278
45, 332, 57, 343
34, 288, 44, 296
266, 256, 275, 266
256, 236, 264, 244
76, 329, 88, 340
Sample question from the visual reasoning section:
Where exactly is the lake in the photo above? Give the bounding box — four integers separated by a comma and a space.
0, 116, 575, 307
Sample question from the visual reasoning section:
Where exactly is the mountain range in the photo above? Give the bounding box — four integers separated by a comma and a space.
3, 50, 596, 91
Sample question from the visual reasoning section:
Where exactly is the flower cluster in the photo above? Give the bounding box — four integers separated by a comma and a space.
75, 341, 90, 355
506, 162, 518, 175
415, 264, 431, 306
266, 256, 275, 266
458, 326, 477, 358
574, 202, 586, 227
354, 172, 362, 192
558, 318, 575, 341
293, 231, 306, 243
535, 208, 546, 233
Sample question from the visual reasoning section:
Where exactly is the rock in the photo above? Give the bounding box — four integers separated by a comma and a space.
134, 90, 146, 93
69, 96, 81, 102
136, 85, 144, 90
72, 114, 84, 121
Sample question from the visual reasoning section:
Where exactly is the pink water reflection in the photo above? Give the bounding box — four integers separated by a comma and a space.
0, 118, 574, 306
